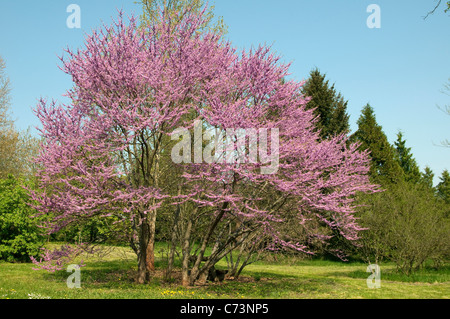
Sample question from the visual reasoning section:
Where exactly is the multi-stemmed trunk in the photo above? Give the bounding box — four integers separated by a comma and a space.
134, 134, 161, 283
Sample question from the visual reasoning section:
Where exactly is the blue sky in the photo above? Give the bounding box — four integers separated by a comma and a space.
0, 0, 449, 184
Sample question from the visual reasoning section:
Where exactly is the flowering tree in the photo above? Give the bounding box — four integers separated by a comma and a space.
171, 45, 378, 285
32, 8, 234, 283
32, 5, 377, 285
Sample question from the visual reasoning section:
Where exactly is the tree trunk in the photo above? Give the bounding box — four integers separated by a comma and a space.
166, 202, 180, 280
181, 219, 192, 287
146, 210, 157, 273
189, 205, 227, 284
145, 143, 160, 274
136, 218, 151, 284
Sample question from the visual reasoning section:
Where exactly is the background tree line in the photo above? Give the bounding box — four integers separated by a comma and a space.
0, 55, 43, 262
301, 66, 449, 275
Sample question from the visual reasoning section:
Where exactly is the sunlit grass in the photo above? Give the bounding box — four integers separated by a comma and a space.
0, 243, 448, 299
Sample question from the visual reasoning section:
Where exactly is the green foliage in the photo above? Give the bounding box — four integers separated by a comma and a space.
51, 216, 128, 246
421, 166, 434, 189
301, 68, 350, 139
357, 181, 449, 275
351, 104, 403, 185
341, 105, 449, 275
139, 0, 227, 35
0, 175, 45, 262
437, 170, 450, 205
394, 131, 421, 183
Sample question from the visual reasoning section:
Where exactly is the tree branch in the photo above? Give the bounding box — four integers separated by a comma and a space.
423, 0, 442, 19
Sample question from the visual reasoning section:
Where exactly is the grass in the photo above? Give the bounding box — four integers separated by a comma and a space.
0, 243, 448, 299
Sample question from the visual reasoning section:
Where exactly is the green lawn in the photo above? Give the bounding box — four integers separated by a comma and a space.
0, 244, 448, 299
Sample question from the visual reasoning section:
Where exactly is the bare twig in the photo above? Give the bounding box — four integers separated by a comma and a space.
423, 0, 442, 19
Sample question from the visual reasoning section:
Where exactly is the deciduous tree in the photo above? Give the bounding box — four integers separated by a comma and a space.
139, 0, 227, 34
32, 6, 377, 285
357, 180, 449, 274
0, 56, 39, 179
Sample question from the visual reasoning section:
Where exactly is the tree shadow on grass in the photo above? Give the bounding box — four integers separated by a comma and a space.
40, 258, 351, 298
42, 259, 137, 286
203, 269, 339, 298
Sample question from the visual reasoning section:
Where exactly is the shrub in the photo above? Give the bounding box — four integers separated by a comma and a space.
0, 175, 45, 262
357, 181, 450, 275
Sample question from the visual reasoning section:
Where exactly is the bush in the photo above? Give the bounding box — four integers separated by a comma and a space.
51, 216, 126, 245
0, 175, 45, 262
357, 181, 450, 275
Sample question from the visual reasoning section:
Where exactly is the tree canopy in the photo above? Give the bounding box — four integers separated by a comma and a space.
0, 56, 39, 179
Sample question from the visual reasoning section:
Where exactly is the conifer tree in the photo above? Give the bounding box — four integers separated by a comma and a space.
437, 170, 450, 205
421, 166, 435, 190
394, 131, 421, 183
351, 104, 403, 185
300, 69, 352, 258
301, 68, 350, 139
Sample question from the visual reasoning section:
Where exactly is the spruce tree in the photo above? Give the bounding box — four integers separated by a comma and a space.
437, 170, 450, 204
394, 131, 421, 183
302, 68, 350, 139
421, 166, 435, 190
351, 104, 403, 185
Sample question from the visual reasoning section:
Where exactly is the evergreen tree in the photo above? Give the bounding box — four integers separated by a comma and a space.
301, 69, 352, 258
302, 68, 350, 139
351, 104, 403, 185
394, 131, 421, 183
329, 93, 350, 138
437, 170, 450, 204
421, 166, 435, 190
